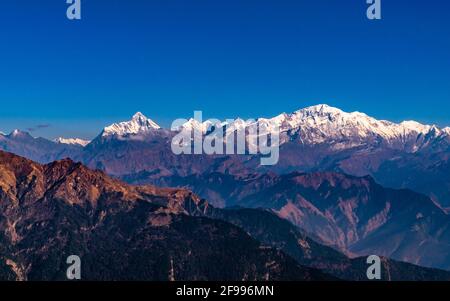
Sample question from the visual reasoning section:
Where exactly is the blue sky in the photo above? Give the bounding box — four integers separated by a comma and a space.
0, 0, 449, 139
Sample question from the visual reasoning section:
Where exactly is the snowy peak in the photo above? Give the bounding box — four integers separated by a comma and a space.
180, 118, 205, 132
399, 120, 432, 133
171, 104, 448, 152
179, 118, 226, 133
263, 104, 448, 151
443, 127, 450, 136
93, 105, 449, 152
294, 104, 346, 117
291, 104, 373, 126
102, 112, 161, 137
131, 112, 159, 127
225, 118, 251, 133
54, 137, 91, 147
277, 104, 435, 138
7, 129, 34, 140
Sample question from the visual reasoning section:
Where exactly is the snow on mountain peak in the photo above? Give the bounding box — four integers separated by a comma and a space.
295, 104, 345, 116
102, 112, 161, 137
179, 118, 224, 133
11, 129, 23, 136
11, 129, 21, 136
180, 118, 205, 132
94, 105, 448, 152
253, 104, 450, 151
131, 112, 148, 122
8, 129, 33, 139
54, 137, 91, 147
443, 127, 450, 136
288, 104, 431, 136
399, 121, 432, 133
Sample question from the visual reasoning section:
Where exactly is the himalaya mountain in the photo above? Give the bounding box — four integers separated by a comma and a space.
2, 106, 450, 276
0, 130, 83, 163
48, 105, 450, 208
1, 150, 449, 281
0, 150, 334, 281
201, 206, 450, 281
53, 137, 91, 147
156, 171, 450, 271
1, 105, 450, 208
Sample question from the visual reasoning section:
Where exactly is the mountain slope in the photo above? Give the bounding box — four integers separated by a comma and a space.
146, 171, 450, 271
101, 112, 161, 138
0, 130, 82, 164
54, 137, 90, 147
265, 104, 448, 151
201, 207, 450, 281
1, 150, 447, 281
4, 106, 450, 207
0, 150, 331, 281
74, 106, 450, 207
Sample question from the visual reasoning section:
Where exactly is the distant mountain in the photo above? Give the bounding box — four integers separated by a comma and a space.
0, 130, 82, 163
372, 148, 450, 212
68, 106, 450, 207
100, 112, 162, 138
54, 137, 91, 147
165, 104, 450, 152
0, 150, 332, 281
144, 171, 450, 271
3, 106, 450, 273
262, 104, 450, 151
1, 150, 449, 281
4, 105, 450, 208
201, 207, 450, 281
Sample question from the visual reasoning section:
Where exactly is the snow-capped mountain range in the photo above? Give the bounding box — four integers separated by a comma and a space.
92, 104, 450, 153
4, 105, 450, 274
101, 112, 161, 137
3, 104, 448, 152
274, 104, 442, 137
263, 104, 450, 152
54, 137, 91, 147
2, 105, 450, 152
2, 104, 450, 209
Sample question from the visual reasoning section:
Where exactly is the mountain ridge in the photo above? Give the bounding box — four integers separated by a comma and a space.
5, 104, 449, 147
143, 170, 450, 271
4, 104, 450, 207
0, 150, 333, 281
1, 150, 449, 281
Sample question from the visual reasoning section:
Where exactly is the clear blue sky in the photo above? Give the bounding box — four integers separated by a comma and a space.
0, 0, 449, 139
